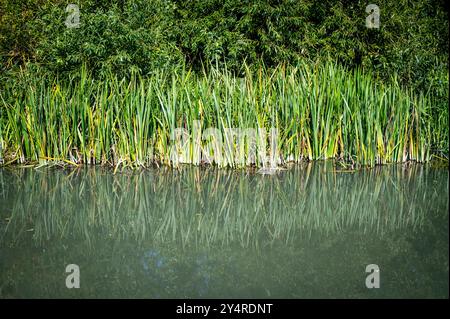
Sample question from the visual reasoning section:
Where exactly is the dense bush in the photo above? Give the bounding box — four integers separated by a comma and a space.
1, 0, 448, 82
1, 0, 184, 77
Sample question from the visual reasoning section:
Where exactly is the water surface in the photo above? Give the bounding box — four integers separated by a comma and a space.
0, 163, 448, 298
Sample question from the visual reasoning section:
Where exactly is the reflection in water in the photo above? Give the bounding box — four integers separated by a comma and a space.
0, 163, 448, 298
0, 163, 442, 245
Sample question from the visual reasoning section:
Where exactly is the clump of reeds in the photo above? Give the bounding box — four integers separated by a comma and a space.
0, 61, 444, 168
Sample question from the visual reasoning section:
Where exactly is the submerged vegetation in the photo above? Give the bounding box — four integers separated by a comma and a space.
0, 61, 447, 168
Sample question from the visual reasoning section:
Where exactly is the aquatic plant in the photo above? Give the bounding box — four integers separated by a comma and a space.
0, 61, 445, 168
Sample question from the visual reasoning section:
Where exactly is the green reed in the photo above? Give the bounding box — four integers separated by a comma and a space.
0, 61, 444, 168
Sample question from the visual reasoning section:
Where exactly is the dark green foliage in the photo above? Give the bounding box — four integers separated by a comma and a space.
0, 0, 184, 77
1, 0, 448, 83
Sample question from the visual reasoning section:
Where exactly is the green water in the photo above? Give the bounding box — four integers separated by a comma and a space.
0, 163, 448, 298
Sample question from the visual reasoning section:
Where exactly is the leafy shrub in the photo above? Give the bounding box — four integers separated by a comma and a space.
0, 0, 448, 90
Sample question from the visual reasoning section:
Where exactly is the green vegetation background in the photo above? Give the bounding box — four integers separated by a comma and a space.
1, 1, 447, 84
0, 0, 448, 158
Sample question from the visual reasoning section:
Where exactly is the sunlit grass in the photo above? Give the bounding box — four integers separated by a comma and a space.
0, 61, 446, 168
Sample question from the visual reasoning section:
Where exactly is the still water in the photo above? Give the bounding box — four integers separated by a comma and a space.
0, 163, 448, 298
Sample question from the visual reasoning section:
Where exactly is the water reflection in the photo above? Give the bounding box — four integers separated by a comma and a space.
0, 163, 448, 298
1, 163, 444, 245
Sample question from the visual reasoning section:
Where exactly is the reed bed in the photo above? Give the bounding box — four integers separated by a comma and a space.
0, 61, 444, 168
1, 164, 447, 247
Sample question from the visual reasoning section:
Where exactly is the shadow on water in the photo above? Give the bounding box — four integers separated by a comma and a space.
0, 162, 448, 298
